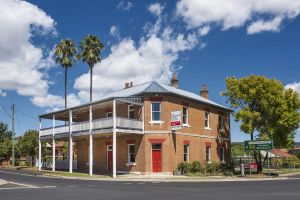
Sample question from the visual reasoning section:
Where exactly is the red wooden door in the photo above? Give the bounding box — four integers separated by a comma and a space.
107, 146, 112, 171
152, 150, 162, 172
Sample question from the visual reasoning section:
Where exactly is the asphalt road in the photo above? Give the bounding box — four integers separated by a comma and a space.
0, 169, 300, 200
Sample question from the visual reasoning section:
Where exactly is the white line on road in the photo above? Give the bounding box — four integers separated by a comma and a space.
0, 170, 36, 177
0, 187, 32, 190
43, 186, 57, 188
8, 181, 39, 188
67, 185, 79, 188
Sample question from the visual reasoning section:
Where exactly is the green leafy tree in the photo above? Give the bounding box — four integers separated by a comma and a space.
77, 35, 104, 102
0, 122, 12, 161
18, 130, 39, 166
54, 39, 77, 108
222, 75, 300, 173
231, 143, 245, 157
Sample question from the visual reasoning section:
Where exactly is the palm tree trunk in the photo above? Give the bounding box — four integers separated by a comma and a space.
65, 67, 67, 109
90, 66, 93, 102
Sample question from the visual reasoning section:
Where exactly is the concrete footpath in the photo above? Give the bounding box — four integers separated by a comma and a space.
41, 173, 297, 182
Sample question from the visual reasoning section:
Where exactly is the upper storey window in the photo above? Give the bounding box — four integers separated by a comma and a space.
204, 111, 210, 129
151, 102, 161, 122
128, 105, 135, 119
182, 106, 188, 125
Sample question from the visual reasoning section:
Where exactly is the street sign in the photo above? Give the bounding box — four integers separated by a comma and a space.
244, 140, 273, 151
171, 110, 181, 131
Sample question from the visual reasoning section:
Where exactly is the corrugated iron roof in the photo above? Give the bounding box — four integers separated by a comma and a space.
40, 81, 230, 118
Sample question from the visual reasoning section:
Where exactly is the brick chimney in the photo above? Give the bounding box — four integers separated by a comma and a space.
200, 84, 208, 99
170, 73, 179, 88
124, 82, 130, 89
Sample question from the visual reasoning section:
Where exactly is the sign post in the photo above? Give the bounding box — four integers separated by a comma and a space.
244, 140, 273, 151
244, 140, 273, 176
171, 111, 181, 131
267, 150, 270, 177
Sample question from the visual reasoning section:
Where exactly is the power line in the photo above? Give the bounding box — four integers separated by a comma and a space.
15, 108, 38, 120
0, 102, 12, 119
15, 112, 24, 134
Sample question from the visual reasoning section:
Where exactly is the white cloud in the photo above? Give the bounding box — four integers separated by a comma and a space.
148, 3, 164, 17
198, 26, 210, 36
176, 0, 300, 34
199, 42, 207, 49
0, 0, 71, 110
74, 7, 198, 101
117, 1, 134, 11
31, 93, 82, 111
0, 89, 7, 97
285, 81, 300, 97
247, 17, 282, 34
110, 25, 120, 39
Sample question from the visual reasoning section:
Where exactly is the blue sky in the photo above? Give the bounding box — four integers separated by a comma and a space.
0, 0, 300, 142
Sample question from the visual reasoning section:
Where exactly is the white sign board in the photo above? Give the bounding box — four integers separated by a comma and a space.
171, 111, 181, 131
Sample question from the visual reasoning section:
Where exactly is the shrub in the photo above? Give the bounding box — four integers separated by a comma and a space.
191, 161, 204, 174
205, 162, 220, 175
220, 163, 233, 176
177, 162, 192, 174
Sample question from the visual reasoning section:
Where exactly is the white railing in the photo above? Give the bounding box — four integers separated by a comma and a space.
55, 125, 69, 134
40, 117, 143, 137
93, 117, 113, 129
116, 117, 143, 130
40, 128, 53, 137
72, 121, 90, 132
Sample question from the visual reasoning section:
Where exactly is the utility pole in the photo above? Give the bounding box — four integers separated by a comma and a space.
11, 103, 15, 167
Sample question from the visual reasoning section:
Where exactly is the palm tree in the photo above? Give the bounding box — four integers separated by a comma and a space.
54, 39, 77, 108
77, 35, 104, 102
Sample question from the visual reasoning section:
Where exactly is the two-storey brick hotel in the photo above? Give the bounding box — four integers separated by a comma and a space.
38, 75, 231, 178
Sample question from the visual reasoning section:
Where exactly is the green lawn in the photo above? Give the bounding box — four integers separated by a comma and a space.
43, 171, 111, 178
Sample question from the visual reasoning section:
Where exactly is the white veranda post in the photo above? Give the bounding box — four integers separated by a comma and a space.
69, 110, 73, 173
113, 99, 117, 178
52, 115, 56, 172
89, 106, 93, 176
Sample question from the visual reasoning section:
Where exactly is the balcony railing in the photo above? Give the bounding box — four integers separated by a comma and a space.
40, 117, 143, 137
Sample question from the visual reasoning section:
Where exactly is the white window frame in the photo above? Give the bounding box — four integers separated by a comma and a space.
204, 112, 211, 130
219, 147, 225, 163
206, 146, 211, 162
218, 115, 225, 131
183, 144, 190, 162
182, 106, 189, 126
128, 105, 135, 119
150, 102, 162, 123
127, 144, 136, 164
106, 111, 112, 118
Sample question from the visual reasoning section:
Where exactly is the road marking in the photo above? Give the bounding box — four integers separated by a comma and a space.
87, 185, 97, 187
0, 187, 32, 190
151, 182, 160, 184
67, 185, 79, 188
43, 186, 57, 188
137, 182, 145, 185
123, 183, 132, 184
8, 181, 39, 188
0, 170, 37, 177
0, 181, 40, 190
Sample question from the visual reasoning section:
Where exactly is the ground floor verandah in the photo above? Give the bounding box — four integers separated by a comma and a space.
38, 131, 231, 177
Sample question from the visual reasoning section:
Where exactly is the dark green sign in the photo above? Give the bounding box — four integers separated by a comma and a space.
244, 140, 273, 151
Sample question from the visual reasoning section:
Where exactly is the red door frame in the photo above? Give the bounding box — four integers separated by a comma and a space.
107, 145, 112, 171
152, 149, 162, 172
